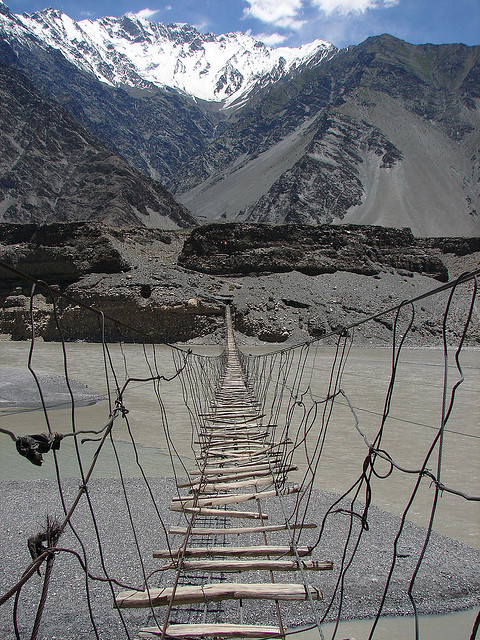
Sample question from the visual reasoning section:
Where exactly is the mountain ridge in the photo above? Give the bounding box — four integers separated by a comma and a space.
0, 0, 479, 236
1, 2, 336, 109
176, 35, 480, 235
0, 61, 195, 227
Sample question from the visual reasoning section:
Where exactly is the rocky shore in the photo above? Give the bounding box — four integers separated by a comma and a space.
0, 222, 479, 345
0, 478, 478, 639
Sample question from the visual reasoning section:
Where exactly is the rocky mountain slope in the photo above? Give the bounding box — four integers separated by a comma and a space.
6, 4, 334, 108
0, 62, 195, 227
0, 1, 218, 185
1, 223, 478, 345
176, 36, 480, 237
0, 1, 479, 236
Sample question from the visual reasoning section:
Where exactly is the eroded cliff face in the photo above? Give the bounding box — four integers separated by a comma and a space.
0, 222, 478, 345
177, 223, 448, 280
175, 37, 480, 237
0, 223, 224, 342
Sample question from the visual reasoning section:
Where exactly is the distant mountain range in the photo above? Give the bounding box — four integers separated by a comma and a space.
2, 3, 334, 107
0, 0, 479, 236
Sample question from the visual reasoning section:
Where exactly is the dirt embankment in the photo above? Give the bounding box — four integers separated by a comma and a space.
0, 222, 478, 345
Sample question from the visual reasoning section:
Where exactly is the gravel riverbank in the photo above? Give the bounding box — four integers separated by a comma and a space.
0, 477, 478, 639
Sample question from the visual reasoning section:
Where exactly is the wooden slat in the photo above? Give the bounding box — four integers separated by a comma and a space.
203, 424, 277, 431
169, 505, 268, 519
210, 404, 261, 410
195, 437, 269, 445
195, 450, 280, 462
153, 545, 313, 558
171, 485, 299, 507
204, 415, 266, 424
168, 523, 316, 535
201, 413, 265, 421
179, 466, 296, 486
189, 462, 285, 475
187, 475, 275, 493
137, 623, 283, 638
204, 444, 271, 454
206, 466, 294, 480
116, 582, 323, 608
158, 559, 334, 572
200, 435, 268, 441
204, 433, 268, 440
200, 450, 283, 461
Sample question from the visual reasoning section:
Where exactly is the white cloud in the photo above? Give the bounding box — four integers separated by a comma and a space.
243, 0, 303, 27
194, 20, 211, 32
128, 7, 160, 20
275, 16, 307, 30
310, 0, 399, 16
252, 31, 289, 45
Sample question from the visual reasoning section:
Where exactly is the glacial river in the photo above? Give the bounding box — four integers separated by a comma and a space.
0, 340, 478, 639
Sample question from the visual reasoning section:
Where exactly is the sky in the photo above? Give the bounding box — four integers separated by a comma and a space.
5, 0, 480, 48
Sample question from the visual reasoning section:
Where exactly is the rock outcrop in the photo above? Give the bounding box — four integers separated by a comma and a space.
1, 222, 478, 346
178, 223, 448, 281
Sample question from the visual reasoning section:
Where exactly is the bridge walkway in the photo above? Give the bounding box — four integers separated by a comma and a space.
115, 307, 332, 639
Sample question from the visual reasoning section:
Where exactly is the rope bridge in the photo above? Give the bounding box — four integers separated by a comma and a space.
0, 263, 479, 640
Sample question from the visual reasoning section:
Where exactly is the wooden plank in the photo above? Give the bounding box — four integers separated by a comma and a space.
204, 443, 270, 453
201, 432, 270, 439
204, 414, 266, 424
203, 438, 266, 448
204, 441, 289, 455
158, 559, 334, 572
187, 475, 275, 493
178, 466, 296, 487
201, 450, 283, 461
202, 451, 276, 460
153, 545, 313, 559
116, 582, 323, 608
201, 412, 264, 420
169, 505, 268, 519
203, 423, 276, 430
195, 440, 269, 448
137, 623, 283, 638
189, 462, 286, 475
180, 470, 271, 487
204, 416, 261, 421
195, 451, 284, 460
204, 423, 277, 430
168, 523, 316, 535
171, 485, 300, 507
210, 404, 261, 410
197, 435, 269, 443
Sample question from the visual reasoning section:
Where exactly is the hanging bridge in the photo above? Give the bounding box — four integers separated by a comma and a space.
0, 263, 479, 640
114, 306, 332, 639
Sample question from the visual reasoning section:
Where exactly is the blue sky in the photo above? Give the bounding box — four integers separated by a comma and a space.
5, 0, 480, 48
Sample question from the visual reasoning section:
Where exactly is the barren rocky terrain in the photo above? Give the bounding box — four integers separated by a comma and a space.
0, 222, 478, 346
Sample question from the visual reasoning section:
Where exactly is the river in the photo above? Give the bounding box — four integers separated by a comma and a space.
0, 340, 478, 639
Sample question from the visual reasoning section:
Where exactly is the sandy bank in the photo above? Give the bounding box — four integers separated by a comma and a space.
0, 478, 478, 639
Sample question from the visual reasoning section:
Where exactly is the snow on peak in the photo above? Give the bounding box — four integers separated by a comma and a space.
2, 2, 336, 106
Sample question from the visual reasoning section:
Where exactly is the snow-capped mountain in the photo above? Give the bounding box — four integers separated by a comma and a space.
1, 0, 478, 236
0, 0, 335, 107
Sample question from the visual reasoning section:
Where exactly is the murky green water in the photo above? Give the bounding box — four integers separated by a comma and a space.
1, 340, 478, 639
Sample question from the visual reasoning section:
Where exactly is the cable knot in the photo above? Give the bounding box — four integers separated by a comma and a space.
115, 400, 129, 417
16, 432, 64, 466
